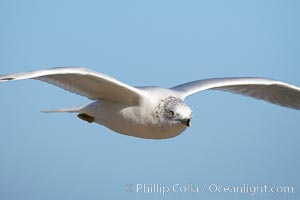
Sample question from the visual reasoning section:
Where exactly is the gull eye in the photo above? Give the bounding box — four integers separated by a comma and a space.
168, 110, 174, 117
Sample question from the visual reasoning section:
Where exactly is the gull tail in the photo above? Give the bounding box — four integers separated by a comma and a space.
41, 103, 88, 113
42, 103, 95, 123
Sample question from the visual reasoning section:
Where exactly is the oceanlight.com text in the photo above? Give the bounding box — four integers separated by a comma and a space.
125, 183, 294, 196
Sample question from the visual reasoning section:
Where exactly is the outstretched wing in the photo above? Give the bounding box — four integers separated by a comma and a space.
0, 67, 147, 105
171, 77, 300, 110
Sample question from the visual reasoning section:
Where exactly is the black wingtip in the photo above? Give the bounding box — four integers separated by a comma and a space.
1, 77, 14, 81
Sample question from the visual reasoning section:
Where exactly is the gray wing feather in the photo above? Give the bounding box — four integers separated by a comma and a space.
0, 67, 146, 105
171, 77, 300, 110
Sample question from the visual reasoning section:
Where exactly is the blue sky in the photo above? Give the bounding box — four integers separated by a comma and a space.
0, 0, 299, 199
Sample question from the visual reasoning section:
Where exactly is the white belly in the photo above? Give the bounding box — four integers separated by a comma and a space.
82, 101, 186, 139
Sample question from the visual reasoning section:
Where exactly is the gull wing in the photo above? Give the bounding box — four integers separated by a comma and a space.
0, 67, 147, 105
171, 77, 300, 110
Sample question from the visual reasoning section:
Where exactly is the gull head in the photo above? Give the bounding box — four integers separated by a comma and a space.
156, 96, 193, 127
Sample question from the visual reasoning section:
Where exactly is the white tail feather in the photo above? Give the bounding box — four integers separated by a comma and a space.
41, 103, 89, 113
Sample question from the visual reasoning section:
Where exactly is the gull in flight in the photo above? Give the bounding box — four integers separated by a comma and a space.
1, 67, 300, 139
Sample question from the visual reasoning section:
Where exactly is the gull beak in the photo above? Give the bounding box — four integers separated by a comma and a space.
180, 118, 192, 127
